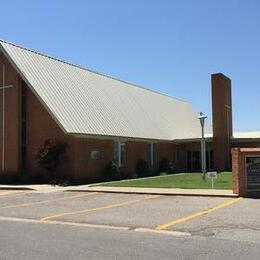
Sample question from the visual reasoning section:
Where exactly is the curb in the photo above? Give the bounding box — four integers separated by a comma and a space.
65, 188, 238, 198
0, 187, 35, 191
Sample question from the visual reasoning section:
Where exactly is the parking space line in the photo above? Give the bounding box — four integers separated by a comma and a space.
0, 215, 190, 236
155, 197, 242, 231
40, 195, 161, 221
0, 192, 100, 210
0, 215, 130, 231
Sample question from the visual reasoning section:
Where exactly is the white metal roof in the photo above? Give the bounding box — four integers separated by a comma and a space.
0, 39, 209, 141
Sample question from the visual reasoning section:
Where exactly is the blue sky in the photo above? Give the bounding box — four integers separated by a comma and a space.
0, 0, 259, 131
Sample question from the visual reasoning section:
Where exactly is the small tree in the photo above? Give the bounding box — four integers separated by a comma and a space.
36, 139, 67, 176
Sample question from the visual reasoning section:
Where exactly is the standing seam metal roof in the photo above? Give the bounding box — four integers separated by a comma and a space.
0, 39, 208, 141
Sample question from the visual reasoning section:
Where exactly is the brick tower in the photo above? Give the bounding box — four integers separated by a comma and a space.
212, 73, 233, 171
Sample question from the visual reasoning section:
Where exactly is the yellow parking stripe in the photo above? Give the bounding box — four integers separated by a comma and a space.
156, 197, 242, 231
40, 195, 161, 221
0, 192, 99, 210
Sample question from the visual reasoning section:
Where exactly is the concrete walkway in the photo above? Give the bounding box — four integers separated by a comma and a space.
0, 184, 237, 197
65, 185, 237, 197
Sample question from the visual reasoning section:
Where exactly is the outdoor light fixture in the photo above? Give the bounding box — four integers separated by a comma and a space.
198, 112, 207, 179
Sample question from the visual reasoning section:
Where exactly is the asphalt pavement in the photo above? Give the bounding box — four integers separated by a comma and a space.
0, 190, 259, 259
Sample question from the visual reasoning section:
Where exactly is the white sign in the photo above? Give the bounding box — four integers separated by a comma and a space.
207, 172, 217, 189
207, 172, 218, 179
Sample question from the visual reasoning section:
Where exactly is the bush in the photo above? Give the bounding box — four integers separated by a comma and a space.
36, 139, 67, 174
136, 159, 150, 177
0, 174, 22, 184
104, 161, 120, 181
0, 172, 46, 185
159, 158, 171, 174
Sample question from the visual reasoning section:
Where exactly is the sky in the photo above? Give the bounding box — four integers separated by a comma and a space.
0, 0, 259, 131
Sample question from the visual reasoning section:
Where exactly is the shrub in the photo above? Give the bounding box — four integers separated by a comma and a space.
0, 172, 45, 185
0, 174, 22, 184
104, 161, 120, 181
36, 139, 68, 175
136, 159, 150, 177
159, 158, 171, 174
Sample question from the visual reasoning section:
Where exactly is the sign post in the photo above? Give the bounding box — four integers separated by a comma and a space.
207, 172, 217, 189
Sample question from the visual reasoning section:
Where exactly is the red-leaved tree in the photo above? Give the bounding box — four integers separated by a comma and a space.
36, 139, 67, 175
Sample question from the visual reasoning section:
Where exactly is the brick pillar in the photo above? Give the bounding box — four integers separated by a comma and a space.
212, 73, 233, 171
232, 148, 240, 195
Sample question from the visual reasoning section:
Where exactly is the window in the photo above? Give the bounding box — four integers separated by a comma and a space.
114, 141, 126, 167
187, 151, 201, 171
173, 146, 180, 163
148, 143, 157, 167
91, 149, 101, 160
206, 150, 214, 170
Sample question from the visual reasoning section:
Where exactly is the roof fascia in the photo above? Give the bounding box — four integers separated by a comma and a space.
70, 133, 173, 143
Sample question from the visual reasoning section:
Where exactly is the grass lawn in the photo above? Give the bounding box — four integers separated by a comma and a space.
98, 172, 232, 190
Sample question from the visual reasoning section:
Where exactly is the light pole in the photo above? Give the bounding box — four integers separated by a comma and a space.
1, 63, 14, 174
198, 112, 207, 180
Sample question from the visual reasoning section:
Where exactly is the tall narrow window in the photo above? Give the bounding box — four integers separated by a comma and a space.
187, 151, 192, 171
187, 151, 201, 171
114, 141, 126, 167
148, 143, 157, 167
21, 80, 27, 171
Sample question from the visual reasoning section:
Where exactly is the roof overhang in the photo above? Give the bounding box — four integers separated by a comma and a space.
71, 133, 172, 143
172, 137, 213, 143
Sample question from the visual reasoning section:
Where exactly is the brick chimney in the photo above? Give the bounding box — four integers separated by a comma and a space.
211, 73, 233, 171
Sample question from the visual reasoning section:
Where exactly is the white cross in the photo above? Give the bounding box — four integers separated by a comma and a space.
0, 85, 14, 90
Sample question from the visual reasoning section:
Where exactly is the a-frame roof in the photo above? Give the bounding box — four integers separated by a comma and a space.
0, 39, 208, 141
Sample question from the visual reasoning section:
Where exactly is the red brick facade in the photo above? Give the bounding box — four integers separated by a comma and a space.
1, 49, 260, 182
212, 73, 233, 171
232, 148, 260, 196
0, 53, 21, 174
0, 55, 177, 180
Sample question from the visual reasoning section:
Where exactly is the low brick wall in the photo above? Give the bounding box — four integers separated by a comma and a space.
232, 148, 260, 197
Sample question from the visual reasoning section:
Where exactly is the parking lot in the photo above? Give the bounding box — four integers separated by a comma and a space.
0, 190, 259, 239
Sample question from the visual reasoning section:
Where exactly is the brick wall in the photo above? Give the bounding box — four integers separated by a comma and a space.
0, 53, 21, 174
74, 138, 114, 180
231, 148, 243, 195
231, 148, 260, 197
26, 86, 75, 178
212, 73, 232, 171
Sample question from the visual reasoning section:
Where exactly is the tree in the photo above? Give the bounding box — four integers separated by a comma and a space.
36, 139, 67, 175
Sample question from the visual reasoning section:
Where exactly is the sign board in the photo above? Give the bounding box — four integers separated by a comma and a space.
207, 172, 217, 179
207, 172, 217, 189
246, 156, 260, 192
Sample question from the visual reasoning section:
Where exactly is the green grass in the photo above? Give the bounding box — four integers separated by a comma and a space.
98, 172, 232, 190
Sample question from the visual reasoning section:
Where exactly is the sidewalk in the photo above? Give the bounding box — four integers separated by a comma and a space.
0, 184, 237, 197
65, 185, 237, 197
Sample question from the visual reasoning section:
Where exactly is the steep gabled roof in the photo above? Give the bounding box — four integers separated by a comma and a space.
0, 39, 207, 141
